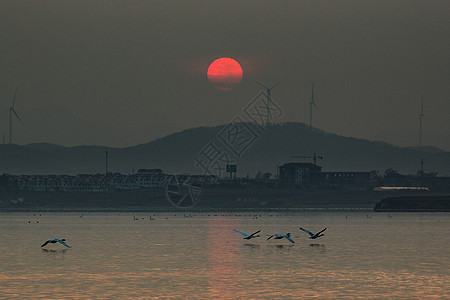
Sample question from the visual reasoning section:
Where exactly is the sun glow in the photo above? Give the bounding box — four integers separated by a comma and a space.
207, 57, 243, 91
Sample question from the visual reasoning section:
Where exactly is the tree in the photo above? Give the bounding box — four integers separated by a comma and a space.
384, 168, 400, 177
263, 172, 272, 181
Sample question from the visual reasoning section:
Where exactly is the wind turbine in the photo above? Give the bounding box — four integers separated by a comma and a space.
419, 97, 425, 147
309, 81, 318, 128
256, 81, 279, 126
8, 87, 23, 144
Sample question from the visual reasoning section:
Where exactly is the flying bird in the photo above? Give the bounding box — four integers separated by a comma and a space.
267, 233, 295, 243
41, 238, 71, 248
233, 229, 261, 240
299, 227, 327, 239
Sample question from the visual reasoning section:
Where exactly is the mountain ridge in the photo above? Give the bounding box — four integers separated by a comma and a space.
1, 122, 448, 176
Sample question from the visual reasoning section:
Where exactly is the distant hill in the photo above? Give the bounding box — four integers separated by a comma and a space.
403, 146, 447, 154
1, 122, 449, 176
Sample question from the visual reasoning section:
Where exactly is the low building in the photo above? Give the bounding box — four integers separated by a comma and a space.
320, 172, 372, 189
279, 163, 322, 186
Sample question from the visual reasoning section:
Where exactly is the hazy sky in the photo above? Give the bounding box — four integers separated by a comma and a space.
1, 1, 449, 150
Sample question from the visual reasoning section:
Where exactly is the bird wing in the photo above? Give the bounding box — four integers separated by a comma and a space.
249, 230, 261, 237
267, 235, 274, 240
41, 240, 49, 247
58, 240, 71, 248
284, 235, 295, 243
300, 227, 314, 237
233, 229, 249, 238
316, 228, 327, 235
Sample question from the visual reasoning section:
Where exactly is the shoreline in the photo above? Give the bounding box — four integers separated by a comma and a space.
0, 206, 374, 213
2, 206, 447, 213
2, 188, 450, 213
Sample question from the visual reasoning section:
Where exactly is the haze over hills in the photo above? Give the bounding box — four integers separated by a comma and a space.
1, 123, 449, 176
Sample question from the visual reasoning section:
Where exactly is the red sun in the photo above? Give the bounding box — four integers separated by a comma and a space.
207, 57, 243, 91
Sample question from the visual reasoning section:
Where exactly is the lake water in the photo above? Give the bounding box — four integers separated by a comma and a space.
0, 211, 449, 299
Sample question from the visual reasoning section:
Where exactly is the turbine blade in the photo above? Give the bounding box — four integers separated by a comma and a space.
421, 97, 425, 117
255, 81, 268, 89
269, 82, 280, 90
12, 109, 23, 124
12, 87, 18, 107
311, 81, 318, 111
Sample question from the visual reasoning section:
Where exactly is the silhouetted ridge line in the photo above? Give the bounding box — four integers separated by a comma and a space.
0, 122, 448, 176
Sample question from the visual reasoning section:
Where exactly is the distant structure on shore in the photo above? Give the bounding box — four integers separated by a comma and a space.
278, 162, 374, 189
3, 169, 169, 193
2, 162, 449, 195
1, 163, 450, 210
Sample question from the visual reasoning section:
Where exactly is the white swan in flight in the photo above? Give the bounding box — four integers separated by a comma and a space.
41, 238, 71, 248
233, 229, 261, 240
299, 227, 327, 239
267, 233, 295, 243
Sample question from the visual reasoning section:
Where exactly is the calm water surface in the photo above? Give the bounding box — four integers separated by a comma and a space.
0, 211, 449, 299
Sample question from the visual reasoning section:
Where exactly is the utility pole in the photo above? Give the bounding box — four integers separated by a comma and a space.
419, 158, 424, 176
105, 149, 109, 174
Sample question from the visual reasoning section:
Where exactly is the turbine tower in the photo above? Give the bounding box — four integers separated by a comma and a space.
8, 87, 23, 144
256, 81, 279, 126
309, 81, 318, 128
419, 97, 425, 147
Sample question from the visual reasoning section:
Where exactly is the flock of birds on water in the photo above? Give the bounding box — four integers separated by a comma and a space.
41, 227, 325, 250
38, 213, 329, 249
233, 227, 326, 244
